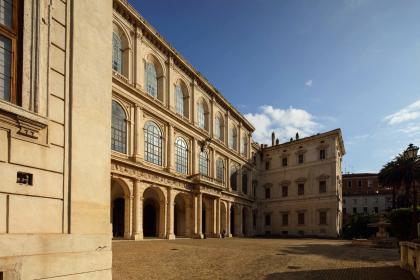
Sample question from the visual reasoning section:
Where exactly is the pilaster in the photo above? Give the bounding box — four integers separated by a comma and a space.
134, 105, 144, 162
194, 192, 204, 239
166, 124, 175, 172
166, 188, 175, 239
132, 180, 144, 240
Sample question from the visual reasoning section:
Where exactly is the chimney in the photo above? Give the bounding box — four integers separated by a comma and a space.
271, 132, 275, 146
276, 138, 279, 145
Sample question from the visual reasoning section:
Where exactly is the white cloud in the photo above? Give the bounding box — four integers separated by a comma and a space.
305, 80, 313, 87
384, 99, 420, 125
245, 105, 320, 144
346, 134, 370, 145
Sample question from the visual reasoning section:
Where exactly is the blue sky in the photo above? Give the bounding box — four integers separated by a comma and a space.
129, 0, 420, 173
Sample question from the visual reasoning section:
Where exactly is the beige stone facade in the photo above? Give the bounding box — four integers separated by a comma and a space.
0, 0, 345, 278
255, 130, 345, 238
0, 0, 113, 279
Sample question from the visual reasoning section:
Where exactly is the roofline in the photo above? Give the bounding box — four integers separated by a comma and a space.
261, 128, 346, 155
114, 0, 255, 131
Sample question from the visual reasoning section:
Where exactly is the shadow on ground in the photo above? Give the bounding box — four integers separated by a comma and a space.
265, 266, 414, 280
278, 243, 399, 262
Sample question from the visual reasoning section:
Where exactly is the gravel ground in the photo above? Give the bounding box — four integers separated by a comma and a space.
112, 238, 413, 280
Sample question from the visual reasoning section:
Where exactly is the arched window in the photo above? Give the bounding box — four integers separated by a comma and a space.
111, 101, 127, 153
144, 122, 162, 165
242, 170, 248, 194
199, 151, 209, 176
216, 158, 224, 182
241, 136, 248, 156
229, 127, 237, 150
112, 32, 123, 73
145, 62, 158, 98
175, 137, 188, 174
230, 166, 238, 191
197, 101, 206, 129
215, 114, 224, 140
175, 85, 184, 116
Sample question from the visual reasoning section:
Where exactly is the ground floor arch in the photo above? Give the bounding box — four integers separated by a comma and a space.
174, 193, 190, 237
242, 207, 249, 236
111, 179, 131, 239
221, 202, 227, 237
143, 186, 166, 238
230, 205, 235, 236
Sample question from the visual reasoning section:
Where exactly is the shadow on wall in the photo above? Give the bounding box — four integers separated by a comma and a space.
265, 266, 414, 280
278, 243, 399, 262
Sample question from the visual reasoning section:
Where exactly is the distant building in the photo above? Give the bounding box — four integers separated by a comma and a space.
342, 173, 393, 218
255, 129, 345, 238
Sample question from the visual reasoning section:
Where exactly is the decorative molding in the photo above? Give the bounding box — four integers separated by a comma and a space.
16, 115, 46, 139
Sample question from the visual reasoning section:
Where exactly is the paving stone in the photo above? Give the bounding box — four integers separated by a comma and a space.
112, 238, 413, 280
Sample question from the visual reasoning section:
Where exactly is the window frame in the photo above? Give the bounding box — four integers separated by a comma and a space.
175, 137, 188, 174
175, 85, 184, 116
216, 158, 224, 182
0, 0, 21, 104
111, 100, 127, 154
199, 150, 209, 176
144, 121, 163, 166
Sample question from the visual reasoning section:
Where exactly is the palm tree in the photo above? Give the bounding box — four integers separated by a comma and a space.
379, 144, 420, 239
379, 155, 406, 208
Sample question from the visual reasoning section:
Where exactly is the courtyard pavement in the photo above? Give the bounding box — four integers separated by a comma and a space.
112, 238, 412, 280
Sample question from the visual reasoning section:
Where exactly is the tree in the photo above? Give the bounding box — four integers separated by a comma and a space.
378, 144, 420, 239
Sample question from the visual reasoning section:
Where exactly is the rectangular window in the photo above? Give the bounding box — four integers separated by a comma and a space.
319, 149, 326, 160
319, 211, 327, 225
298, 230, 304, 235
282, 186, 288, 197
348, 181, 352, 187
282, 231, 288, 235
282, 157, 288, 167
298, 183, 304, 195
298, 154, 304, 164
0, 0, 20, 103
358, 180, 362, 187
343, 208, 347, 215
363, 207, 368, 214
298, 212, 305, 225
282, 213, 288, 226
265, 187, 271, 199
319, 181, 326, 193
265, 161, 270, 170
374, 207, 378, 214
265, 214, 271, 226
353, 207, 357, 214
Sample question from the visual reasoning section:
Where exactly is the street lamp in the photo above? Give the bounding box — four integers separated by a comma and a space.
405, 144, 419, 239
405, 143, 419, 159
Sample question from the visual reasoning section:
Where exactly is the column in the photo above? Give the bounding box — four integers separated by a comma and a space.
124, 194, 133, 239
210, 96, 215, 138
238, 167, 243, 195
227, 201, 232, 237
191, 79, 197, 125
132, 180, 143, 240
134, 28, 143, 89
167, 124, 175, 172
192, 138, 197, 174
193, 192, 203, 238
225, 111, 230, 147
134, 105, 143, 162
215, 198, 221, 238
166, 188, 175, 239
167, 56, 174, 111
226, 158, 231, 190
211, 148, 216, 178
238, 123, 242, 154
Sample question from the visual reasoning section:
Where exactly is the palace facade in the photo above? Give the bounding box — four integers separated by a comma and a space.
0, 0, 345, 279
